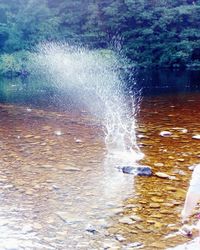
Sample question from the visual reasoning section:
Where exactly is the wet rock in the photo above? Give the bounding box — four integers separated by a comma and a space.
52, 185, 60, 190
129, 215, 143, 222
121, 166, 136, 175
137, 166, 152, 176
137, 134, 148, 139
155, 172, 174, 179
192, 134, 200, 140
119, 217, 134, 225
54, 131, 62, 136
121, 165, 152, 176
151, 197, 164, 203
63, 167, 81, 172
154, 162, 164, 167
126, 242, 144, 248
115, 234, 126, 242
177, 158, 185, 162
166, 186, 177, 192
85, 224, 98, 234
188, 164, 199, 171
75, 139, 82, 143
160, 131, 172, 137
26, 108, 32, 112
149, 203, 160, 208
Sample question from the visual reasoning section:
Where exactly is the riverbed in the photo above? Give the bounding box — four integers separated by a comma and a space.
1, 69, 200, 249
0, 91, 200, 249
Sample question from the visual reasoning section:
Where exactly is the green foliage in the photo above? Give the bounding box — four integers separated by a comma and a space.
0, 51, 31, 76
0, 0, 199, 71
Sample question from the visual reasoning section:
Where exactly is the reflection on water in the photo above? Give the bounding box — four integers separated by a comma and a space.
134, 69, 200, 96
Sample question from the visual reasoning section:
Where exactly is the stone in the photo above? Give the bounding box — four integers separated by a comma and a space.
119, 217, 134, 225
159, 131, 172, 137
155, 172, 172, 179
177, 158, 185, 162
121, 166, 136, 175
129, 215, 143, 222
154, 162, 164, 167
149, 203, 161, 208
54, 131, 62, 136
121, 165, 152, 176
188, 164, 199, 171
192, 134, 200, 140
126, 242, 144, 248
151, 197, 164, 203
85, 224, 98, 234
75, 139, 82, 143
137, 165, 152, 176
115, 234, 126, 242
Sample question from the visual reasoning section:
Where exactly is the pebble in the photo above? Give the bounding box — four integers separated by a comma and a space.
85, 224, 98, 234
155, 172, 173, 179
119, 217, 135, 225
54, 131, 62, 136
166, 186, 177, 192
75, 139, 82, 143
126, 242, 144, 248
159, 131, 172, 137
115, 234, 126, 242
177, 158, 185, 162
192, 134, 200, 140
63, 167, 81, 172
188, 164, 198, 170
149, 203, 161, 208
129, 215, 143, 222
154, 162, 164, 167
151, 197, 164, 203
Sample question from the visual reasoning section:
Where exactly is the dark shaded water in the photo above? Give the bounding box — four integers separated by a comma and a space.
1, 69, 200, 107
134, 69, 200, 96
0, 69, 200, 249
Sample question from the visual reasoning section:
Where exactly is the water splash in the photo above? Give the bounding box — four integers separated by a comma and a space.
31, 42, 143, 163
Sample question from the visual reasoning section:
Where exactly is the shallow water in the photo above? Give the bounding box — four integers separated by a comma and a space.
0, 91, 200, 249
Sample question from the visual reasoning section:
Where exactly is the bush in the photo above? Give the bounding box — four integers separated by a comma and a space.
0, 51, 31, 77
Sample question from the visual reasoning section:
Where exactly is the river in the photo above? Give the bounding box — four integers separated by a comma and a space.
0, 69, 200, 249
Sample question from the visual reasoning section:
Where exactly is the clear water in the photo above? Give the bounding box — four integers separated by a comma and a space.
0, 70, 200, 249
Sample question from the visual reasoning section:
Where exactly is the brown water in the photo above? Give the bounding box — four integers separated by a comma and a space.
0, 92, 200, 249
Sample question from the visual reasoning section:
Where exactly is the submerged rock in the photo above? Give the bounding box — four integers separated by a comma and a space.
121, 165, 152, 176
121, 166, 136, 175
159, 131, 172, 137
137, 166, 152, 176
85, 224, 98, 234
192, 134, 200, 140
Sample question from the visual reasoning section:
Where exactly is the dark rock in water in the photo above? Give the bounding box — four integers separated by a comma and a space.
121, 165, 152, 177
137, 165, 152, 176
85, 224, 98, 234
121, 166, 136, 175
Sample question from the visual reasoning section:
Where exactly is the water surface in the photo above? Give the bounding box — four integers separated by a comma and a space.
0, 71, 200, 249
